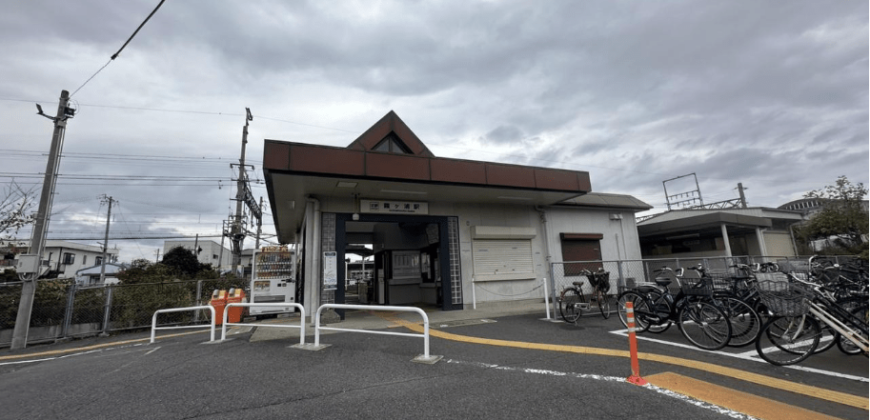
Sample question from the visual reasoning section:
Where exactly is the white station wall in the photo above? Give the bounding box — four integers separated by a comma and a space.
313, 196, 638, 307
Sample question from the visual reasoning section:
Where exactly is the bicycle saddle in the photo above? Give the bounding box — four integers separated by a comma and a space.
654, 277, 672, 287
572, 281, 584, 287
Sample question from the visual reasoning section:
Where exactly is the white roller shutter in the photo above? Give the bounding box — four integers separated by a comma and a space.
472, 239, 535, 281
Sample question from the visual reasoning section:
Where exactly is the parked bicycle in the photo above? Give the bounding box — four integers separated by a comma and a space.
616, 267, 733, 351
754, 275, 869, 366
558, 268, 617, 322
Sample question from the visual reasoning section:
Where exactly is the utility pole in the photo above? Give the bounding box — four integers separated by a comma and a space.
230, 108, 253, 275
155, 249, 161, 263
12, 90, 74, 350
254, 196, 264, 250
219, 220, 226, 273
99, 195, 114, 284
193, 233, 200, 264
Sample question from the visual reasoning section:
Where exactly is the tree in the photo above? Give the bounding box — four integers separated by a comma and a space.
161, 246, 203, 278
0, 180, 36, 244
799, 176, 869, 255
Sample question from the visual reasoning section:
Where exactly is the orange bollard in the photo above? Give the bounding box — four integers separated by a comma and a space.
625, 301, 648, 386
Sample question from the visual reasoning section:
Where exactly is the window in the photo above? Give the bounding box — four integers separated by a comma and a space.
62, 253, 75, 265
82, 255, 87, 266
372, 133, 412, 154
560, 233, 603, 275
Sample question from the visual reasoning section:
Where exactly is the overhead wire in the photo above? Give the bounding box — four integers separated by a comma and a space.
70, 0, 167, 98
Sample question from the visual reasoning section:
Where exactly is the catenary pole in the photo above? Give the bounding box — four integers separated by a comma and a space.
11, 90, 72, 350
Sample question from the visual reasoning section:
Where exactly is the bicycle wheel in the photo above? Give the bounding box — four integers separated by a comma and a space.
755, 316, 821, 366
717, 297, 761, 348
645, 290, 672, 334
559, 288, 584, 323
837, 305, 868, 356
617, 291, 650, 333
678, 300, 732, 351
597, 291, 617, 319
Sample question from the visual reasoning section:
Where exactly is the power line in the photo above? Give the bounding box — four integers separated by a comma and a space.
71, 0, 167, 97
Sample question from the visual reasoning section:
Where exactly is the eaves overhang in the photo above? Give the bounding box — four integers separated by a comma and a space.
637, 212, 772, 238
263, 141, 591, 244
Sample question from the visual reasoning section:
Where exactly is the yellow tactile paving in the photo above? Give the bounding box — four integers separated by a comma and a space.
646, 372, 843, 420
385, 317, 868, 411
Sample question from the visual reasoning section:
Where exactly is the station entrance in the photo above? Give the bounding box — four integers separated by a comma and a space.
330, 213, 462, 318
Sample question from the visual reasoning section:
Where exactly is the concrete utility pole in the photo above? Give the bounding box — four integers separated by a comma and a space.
230, 108, 253, 275
219, 220, 226, 272
99, 195, 114, 284
254, 196, 264, 250
11, 90, 74, 350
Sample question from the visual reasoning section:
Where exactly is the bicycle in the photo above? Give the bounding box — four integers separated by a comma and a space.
754, 277, 869, 366
616, 267, 733, 351
558, 268, 617, 322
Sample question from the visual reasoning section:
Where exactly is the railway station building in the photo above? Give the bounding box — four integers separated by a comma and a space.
262, 111, 651, 319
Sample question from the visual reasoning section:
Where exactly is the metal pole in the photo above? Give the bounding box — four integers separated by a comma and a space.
99, 196, 113, 284
11, 89, 71, 350
100, 285, 113, 336
61, 282, 77, 338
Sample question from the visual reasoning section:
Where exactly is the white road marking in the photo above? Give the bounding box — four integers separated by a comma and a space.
0, 357, 57, 366
609, 328, 869, 383
144, 346, 161, 356
444, 358, 756, 420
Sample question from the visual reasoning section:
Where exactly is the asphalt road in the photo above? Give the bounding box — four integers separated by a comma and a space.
0, 312, 866, 419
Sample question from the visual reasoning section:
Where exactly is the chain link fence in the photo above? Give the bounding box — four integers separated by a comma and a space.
1, 278, 249, 348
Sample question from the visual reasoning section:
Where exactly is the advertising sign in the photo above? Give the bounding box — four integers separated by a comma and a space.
323, 251, 337, 289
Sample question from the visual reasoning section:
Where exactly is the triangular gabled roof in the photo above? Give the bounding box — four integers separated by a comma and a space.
346, 111, 435, 157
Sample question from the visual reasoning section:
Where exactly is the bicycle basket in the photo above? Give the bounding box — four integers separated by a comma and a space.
589, 271, 610, 293
755, 280, 810, 317
754, 272, 788, 283
680, 277, 713, 296
709, 275, 734, 294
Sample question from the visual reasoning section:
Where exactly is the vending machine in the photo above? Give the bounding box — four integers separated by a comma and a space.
250, 245, 296, 316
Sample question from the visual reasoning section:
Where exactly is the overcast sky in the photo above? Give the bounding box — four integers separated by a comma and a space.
1, 0, 867, 264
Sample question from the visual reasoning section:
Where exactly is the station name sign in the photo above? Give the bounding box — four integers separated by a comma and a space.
361, 199, 429, 215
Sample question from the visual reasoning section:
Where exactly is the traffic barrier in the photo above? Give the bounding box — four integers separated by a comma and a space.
220, 303, 306, 345
150, 305, 216, 344
625, 301, 648, 385
297, 304, 442, 364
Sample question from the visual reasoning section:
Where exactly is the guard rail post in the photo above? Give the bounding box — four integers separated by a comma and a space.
150, 305, 216, 344
298, 304, 442, 364
220, 303, 306, 345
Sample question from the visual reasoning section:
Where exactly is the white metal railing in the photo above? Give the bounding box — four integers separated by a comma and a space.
306, 304, 441, 363
150, 305, 216, 344
221, 303, 306, 344
471, 277, 551, 320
